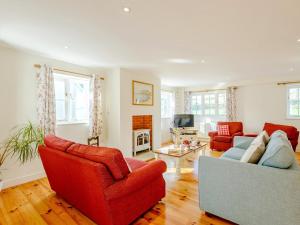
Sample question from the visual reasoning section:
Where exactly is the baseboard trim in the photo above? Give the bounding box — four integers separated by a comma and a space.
3, 171, 46, 189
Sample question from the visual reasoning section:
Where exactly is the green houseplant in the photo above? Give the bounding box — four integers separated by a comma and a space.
0, 122, 44, 191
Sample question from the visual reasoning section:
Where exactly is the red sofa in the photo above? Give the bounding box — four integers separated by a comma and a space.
39, 135, 167, 225
263, 123, 299, 151
208, 122, 244, 151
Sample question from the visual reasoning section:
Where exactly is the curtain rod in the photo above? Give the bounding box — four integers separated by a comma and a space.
277, 81, 300, 85
34, 64, 104, 80
189, 87, 237, 93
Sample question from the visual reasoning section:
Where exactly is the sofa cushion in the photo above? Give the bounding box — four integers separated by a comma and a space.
67, 144, 130, 180
240, 134, 266, 164
258, 134, 295, 169
214, 136, 233, 143
221, 147, 246, 160
233, 136, 255, 150
44, 135, 74, 152
125, 158, 147, 171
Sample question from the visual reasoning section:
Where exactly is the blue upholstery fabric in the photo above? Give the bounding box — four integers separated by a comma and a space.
220, 147, 246, 161
233, 136, 255, 150
258, 134, 295, 169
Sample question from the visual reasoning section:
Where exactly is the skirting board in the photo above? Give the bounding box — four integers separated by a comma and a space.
3, 171, 46, 189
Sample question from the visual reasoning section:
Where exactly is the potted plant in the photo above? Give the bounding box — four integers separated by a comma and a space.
0, 122, 44, 191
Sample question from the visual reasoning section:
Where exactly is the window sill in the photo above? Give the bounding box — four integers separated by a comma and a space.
286, 117, 300, 120
57, 121, 89, 126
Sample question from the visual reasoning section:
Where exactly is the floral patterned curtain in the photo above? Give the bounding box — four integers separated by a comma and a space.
184, 91, 192, 113
36, 65, 56, 135
226, 87, 237, 121
89, 74, 104, 141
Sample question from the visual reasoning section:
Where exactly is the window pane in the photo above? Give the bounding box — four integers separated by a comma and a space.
56, 100, 66, 121
218, 93, 226, 104
69, 79, 90, 121
161, 91, 175, 118
289, 101, 299, 116
54, 79, 65, 100
219, 106, 226, 115
289, 88, 298, 100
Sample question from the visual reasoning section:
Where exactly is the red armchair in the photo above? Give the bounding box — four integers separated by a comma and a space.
39, 135, 167, 225
209, 122, 244, 151
263, 123, 299, 151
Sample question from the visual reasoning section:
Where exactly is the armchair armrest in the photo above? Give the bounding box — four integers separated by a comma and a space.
232, 131, 243, 137
208, 131, 218, 138
105, 160, 166, 200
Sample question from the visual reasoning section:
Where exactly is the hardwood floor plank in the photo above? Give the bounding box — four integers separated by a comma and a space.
0, 150, 299, 225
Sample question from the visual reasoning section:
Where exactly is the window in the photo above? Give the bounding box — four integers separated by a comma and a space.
161, 90, 175, 118
191, 91, 226, 116
287, 85, 300, 119
54, 73, 90, 124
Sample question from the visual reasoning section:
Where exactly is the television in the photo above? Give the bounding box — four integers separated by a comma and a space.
173, 114, 194, 128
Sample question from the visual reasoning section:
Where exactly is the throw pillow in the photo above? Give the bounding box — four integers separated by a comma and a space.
217, 124, 230, 136
258, 133, 295, 169
240, 135, 266, 164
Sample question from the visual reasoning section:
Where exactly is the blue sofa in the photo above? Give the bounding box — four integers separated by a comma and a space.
199, 135, 300, 225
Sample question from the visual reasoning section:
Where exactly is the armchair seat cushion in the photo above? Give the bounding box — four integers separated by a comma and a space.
220, 147, 246, 160
214, 136, 233, 143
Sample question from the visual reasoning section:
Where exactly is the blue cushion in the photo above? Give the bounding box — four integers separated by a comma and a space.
221, 147, 246, 161
258, 135, 295, 169
233, 136, 255, 150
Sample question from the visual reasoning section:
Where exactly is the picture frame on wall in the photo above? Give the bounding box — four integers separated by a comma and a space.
132, 80, 154, 106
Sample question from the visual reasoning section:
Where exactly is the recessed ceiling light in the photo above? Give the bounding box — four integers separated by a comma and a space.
297, 39, 300, 42
289, 68, 294, 71
201, 59, 206, 63
123, 7, 131, 13
167, 58, 193, 64
64, 46, 69, 49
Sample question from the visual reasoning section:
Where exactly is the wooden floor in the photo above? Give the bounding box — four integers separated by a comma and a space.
0, 149, 299, 225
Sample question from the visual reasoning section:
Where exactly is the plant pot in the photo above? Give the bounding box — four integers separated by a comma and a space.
0, 180, 3, 192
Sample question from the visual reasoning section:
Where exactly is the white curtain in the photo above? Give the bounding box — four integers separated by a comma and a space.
36, 65, 56, 135
89, 74, 104, 141
226, 87, 237, 121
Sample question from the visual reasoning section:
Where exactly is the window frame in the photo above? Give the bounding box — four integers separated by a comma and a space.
54, 73, 90, 125
190, 91, 226, 116
286, 84, 300, 120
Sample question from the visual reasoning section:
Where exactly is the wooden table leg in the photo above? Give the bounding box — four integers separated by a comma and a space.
175, 157, 181, 176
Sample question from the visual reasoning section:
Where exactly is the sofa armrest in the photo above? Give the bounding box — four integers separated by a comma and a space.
199, 156, 300, 225
233, 136, 255, 149
105, 160, 166, 200
208, 131, 218, 138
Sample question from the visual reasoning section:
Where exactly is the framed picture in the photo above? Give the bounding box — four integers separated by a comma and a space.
132, 80, 154, 106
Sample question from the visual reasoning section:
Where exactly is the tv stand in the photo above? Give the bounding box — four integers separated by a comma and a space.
171, 128, 199, 144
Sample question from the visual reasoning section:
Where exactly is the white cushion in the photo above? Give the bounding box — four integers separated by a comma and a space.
240, 134, 266, 164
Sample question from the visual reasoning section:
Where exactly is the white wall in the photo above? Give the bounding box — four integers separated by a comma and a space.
0, 45, 105, 188
105, 68, 161, 157
236, 83, 300, 151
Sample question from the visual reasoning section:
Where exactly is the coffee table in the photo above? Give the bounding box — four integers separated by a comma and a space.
153, 143, 207, 176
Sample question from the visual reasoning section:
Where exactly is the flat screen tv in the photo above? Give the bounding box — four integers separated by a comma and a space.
173, 114, 194, 128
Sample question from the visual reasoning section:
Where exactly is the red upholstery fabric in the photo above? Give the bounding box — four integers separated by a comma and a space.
125, 157, 147, 171
263, 123, 299, 151
39, 136, 166, 225
44, 135, 74, 151
214, 136, 232, 143
209, 122, 243, 151
67, 144, 130, 180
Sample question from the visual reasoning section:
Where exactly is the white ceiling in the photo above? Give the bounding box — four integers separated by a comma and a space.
1, 0, 300, 87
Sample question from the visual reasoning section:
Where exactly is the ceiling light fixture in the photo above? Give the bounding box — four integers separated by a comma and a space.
201, 59, 205, 63
167, 58, 193, 64
123, 7, 131, 13
64, 46, 69, 49
297, 39, 300, 42
289, 68, 294, 72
